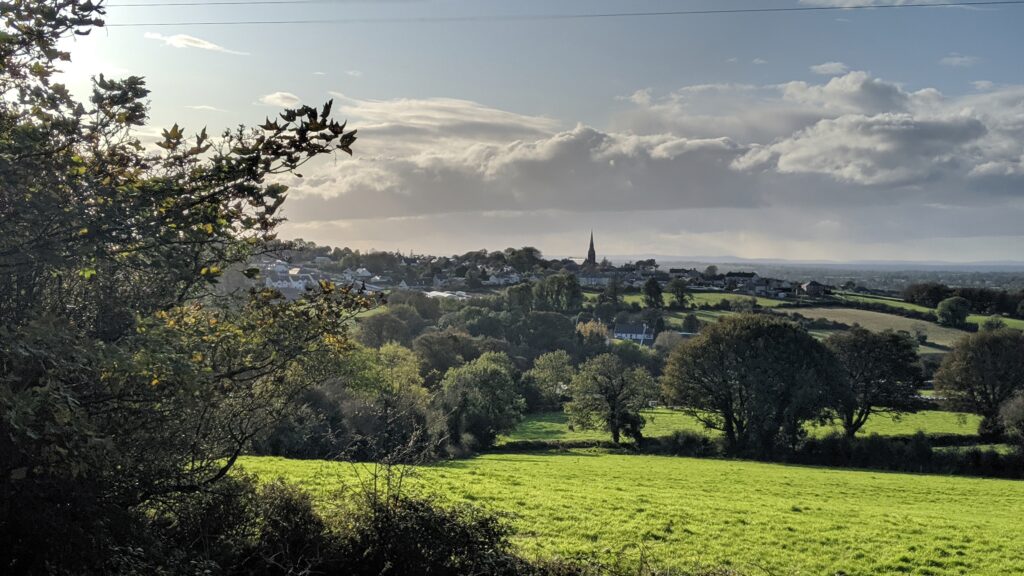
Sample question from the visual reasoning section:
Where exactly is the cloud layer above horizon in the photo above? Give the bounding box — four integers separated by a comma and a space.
275, 71, 1024, 261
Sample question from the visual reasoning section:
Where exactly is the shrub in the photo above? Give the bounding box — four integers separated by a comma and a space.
337, 495, 522, 576
1001, 393, 1024, 451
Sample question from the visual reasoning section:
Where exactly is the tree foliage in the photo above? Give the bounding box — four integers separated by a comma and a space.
566, 353, 656, 444
522, 350, 575, 411
438, 352, 524, 449
359, 312, 413, 348
935, 329, 1024, 437
936, 296, 971, 328
666, 279, 690, 309
642, 277, 664, 309
661, 315, 840, 456
0, 2, 365, 571
825, 328, 923, 437
1000, 393, 1024, 451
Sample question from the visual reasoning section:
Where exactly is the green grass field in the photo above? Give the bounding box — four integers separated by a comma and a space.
777, 307, 969, 347
585, 291, 787, 310
837, 293, 1024, 331
239, 452, 1024, 575
500, 410, 982, 444
687, 292, 789, 308
837, 293, 935, 314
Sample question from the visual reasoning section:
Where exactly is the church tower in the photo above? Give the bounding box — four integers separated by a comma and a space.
586, 231, 597, 267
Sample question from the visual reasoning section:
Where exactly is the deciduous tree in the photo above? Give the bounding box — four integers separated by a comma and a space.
0, 1, 363, 567
661, 315, 839, 455
935, 329, 1024, 437
825, 328, 923, 437
666, 278, 691, 309
566, 354, 656, 444
643, 277, 664, 309
937, 296, 971, 328
523, 350, 575, 411
438, 352, 524, 449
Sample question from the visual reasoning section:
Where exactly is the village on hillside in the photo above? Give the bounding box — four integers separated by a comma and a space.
252, 233, 833, 302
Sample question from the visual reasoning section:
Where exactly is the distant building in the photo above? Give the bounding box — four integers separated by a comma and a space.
585, 231, 597, 267
800, 281, 827, 297
613, 323, 655, 346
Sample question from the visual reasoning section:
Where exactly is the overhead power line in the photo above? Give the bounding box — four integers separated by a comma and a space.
109, 0, 360, 5
104, 1, 1024, 26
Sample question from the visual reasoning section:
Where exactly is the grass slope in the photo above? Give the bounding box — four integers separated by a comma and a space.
838, 293, 1024, 331
240, 452, 1024, 576
501, 410, 982, 444
776, 307, 968, 347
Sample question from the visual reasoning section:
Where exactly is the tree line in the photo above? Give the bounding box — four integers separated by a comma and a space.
903, 282, 1024, 318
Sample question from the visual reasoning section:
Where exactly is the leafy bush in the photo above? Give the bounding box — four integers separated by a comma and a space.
1001, 393, 1024, 451
337, 495, 523, 576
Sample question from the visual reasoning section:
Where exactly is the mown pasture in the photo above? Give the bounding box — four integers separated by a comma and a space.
240, 452, 1024, 576
584, 291, 787, 309
774, 307, 968, 348
499, 409, 983, 444
837, 293, 1024, 331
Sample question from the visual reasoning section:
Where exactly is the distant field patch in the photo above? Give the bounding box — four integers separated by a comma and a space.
837, 293, 935, 314
499, 409, 706, 443
777, 307, 968, 347
240, 452, 1024, 576
501, 409, 981, 444
838, 293, 1024, 331
687, 292, 788, 308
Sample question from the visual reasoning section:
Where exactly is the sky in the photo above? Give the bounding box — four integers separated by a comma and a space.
58, 0, 1024, 262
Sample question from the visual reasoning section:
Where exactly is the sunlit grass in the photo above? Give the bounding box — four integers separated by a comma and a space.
240, 451, 1024, 576
500, 409, 983, 444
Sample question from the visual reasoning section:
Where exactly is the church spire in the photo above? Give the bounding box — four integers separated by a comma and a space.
586, 230, 597, 266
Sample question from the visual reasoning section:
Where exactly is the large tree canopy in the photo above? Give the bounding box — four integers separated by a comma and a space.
935, 329, 1024, 437
661, 314, 840, 456
0, 2, 364, 571
566, 353, 656, 444
825, 328, 923, 437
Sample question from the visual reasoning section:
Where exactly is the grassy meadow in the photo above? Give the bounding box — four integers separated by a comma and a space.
239, 452, 1024, 576
837, 293, 1024, 331
584, 291, 787, 309
500, 410, 983, 444
775, 307, 968, 347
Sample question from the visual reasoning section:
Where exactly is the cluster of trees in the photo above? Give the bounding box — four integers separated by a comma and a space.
0, 2, 381, 572
661, 314, 1024, 456
662, 317, 919, 456
268, 277, 668, 456
904, 282, 1024, 318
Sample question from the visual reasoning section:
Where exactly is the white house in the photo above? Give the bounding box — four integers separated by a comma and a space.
613, 323, 655, 346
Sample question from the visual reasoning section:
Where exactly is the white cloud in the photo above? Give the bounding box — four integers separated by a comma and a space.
272, 74, 1024, 261
258, 92, 302, 107
733, 113, 988, 185
143, 32, 248, 55
346, 70, 363, 77
940, 53, 980, 67
752, 58, 768, 65
972, 80, 994, 91
313, 71, 327, 76
726, 57, 739, 63
810, 61, 849, 75
186, 104, 225, 112
781, 71, 912, 114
